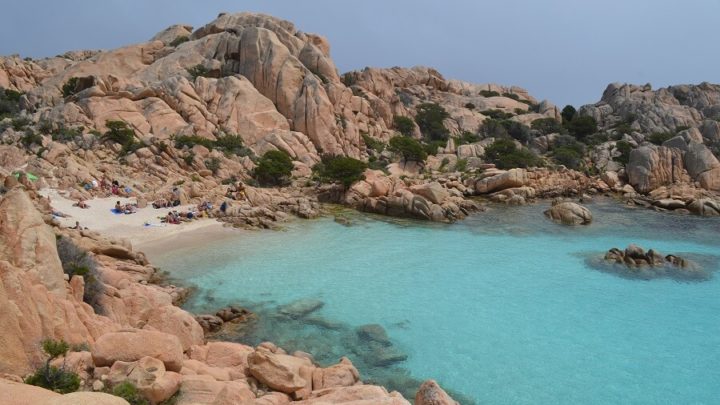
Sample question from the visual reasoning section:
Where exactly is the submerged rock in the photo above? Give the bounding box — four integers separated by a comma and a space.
356, 324, 392, 346
415, 380, 460, 405
278, 299, 324, 319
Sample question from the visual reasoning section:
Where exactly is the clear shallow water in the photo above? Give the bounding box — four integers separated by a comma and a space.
153, 200, 720, 404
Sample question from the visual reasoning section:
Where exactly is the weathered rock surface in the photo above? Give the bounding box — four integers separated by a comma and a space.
415, 380, 459, 405
91, 329, 184, 371
544, 201, 593, 225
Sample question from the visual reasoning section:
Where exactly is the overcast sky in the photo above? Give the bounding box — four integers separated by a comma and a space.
1, 0, 717, 107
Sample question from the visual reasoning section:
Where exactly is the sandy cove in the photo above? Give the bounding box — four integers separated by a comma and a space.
39, 188, 236, 249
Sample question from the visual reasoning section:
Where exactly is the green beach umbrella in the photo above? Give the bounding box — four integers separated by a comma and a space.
13, 172, 39, 181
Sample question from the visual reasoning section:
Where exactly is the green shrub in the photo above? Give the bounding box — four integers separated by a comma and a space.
414, 103, 449, 141
423, 140, 446, 156
388, 136, 427, 162
361, 133, 386, 152
187, 64, 211, 79
183, 151, 196, 166
455, 158, 468, 172
312, 155, 367, 188
674, 125, 690, 133
56, 237, 104, 312
480, 118, 508, 138
566, 115, 597, 140
393, 115, 415, 136
169, 36, 189, 47
531, 118, 563, 135
62, 78, 80, 98
553, 147, 583, 169
12, 116, 32, 131
502, 92, 520, 100
561, 105, 577, 124
0, 88, 22, 119
25, 339, 80, 394
480, 109, 514, 120
648, 132, 673, 145
484, 138, 540, 169
21, 129, 43, 147
480, 90, 500, 97
253, 150, 294, 187
111, 381, 149, 405
214, 134, 249, 156
103, 120, 139, 155
464, 102, 476, 110
456, 131, 480, 145
52, 125, 83, 142
504, 120, 531, 143
614, 140, 632, 165
174, 134, 215, 150
205, 157, 221, 174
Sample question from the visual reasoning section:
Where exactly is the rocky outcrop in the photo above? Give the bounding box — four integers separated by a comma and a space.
91, 329, 185, 371
344, 170, 480, 222
474, 168, 527, 194
626, 146, 689, 193
415, 380, 459, 405
600, 244, 708, 281
544, 201, 592, 225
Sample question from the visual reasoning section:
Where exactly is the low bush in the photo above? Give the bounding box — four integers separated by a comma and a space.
464, 102, 476, 110
169, 36, 189, 47
553, 147, 583, 169
111, 381, 149, 405
648, 132, 674, 145
174, 134, 250, 156
312, 155, 367, 188
361, 133, 386, 152
561, 105, 577, 124
479, 118, 508, 138
56, 236, 104, 312
504, 121, 531, 143
21, 129, 43, 147
187, 64, 211, 79
414, 103, 449, 141
502, 92, 520, 100
174, 134, 215, 150
204, 157, 221, 174
531, 118, 563, 135
253, 150, 294, 187
103, 120, 140, 156
52, 125, 83, 142
62, 78, 80, 98
12, 116, 32, 131
25, 339, 80, 394
614, 140, 632, 165
388, 136, 427, 162
455, 158, 468, 172
566, 115, 598, 140
484, 138, 540, 169
480, 90, 500, 97
480, 109, 514, 120
456, 131, 480, 145
0, 87, 22, 118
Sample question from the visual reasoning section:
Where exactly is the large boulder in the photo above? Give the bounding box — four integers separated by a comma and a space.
415, 380, 459, 405
626, 146, 688, 193
409, 182, 449, 205
143, 305, 204, 350
107, 356, 182, 404
684, 142, 720, 191
311, 357, 360, 390
474, 168, 527, 194
247, 349, 314, 399
175, 375, 254, 405
0, 378, 61, 405
0, 189, 66, 297
91, 329, 184, 372
294, 385, 410, 405
544, 201, 592, 225
45, 392, 131, 405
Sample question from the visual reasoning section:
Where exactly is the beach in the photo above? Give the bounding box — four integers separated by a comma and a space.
40, 188, 237, 253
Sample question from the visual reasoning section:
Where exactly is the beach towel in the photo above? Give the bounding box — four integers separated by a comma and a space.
111, 208, 123, 215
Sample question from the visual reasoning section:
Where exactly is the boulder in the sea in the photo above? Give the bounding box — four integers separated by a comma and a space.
415, 380, 460, 405
543, 201, 592, 225
686, 198, 720, 216
600, 244, 707, 281
216, 306, 255, 323
195, 314, 224, 333
278, 299, 324, 319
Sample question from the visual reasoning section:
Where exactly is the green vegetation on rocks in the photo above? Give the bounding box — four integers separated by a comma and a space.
253, 150, 294, 186
484, 138, 540, 169
25, 339, 80, 394
414, 103, 450, 141
388, 136, 427, 162
393, 115, 415, 137
313, 155, 367, 188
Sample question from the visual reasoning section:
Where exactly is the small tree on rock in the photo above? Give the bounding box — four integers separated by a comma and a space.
25, 339, 80, 394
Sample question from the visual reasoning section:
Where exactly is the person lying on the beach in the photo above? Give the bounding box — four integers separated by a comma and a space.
152, 199, 170, 209
52, 210, 70, 218
123, 204, 137, 214
74, 199, 90, 209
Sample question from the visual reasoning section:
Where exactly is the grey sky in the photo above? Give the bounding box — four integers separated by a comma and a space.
1, 0, 717, 107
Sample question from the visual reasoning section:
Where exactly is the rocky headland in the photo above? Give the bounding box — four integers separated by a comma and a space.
1, 10, 720, 405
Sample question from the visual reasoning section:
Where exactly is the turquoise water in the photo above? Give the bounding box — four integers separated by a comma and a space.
153, 200, 720, 404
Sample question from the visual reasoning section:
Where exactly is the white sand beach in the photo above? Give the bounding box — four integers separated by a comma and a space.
40, 188, 234, 250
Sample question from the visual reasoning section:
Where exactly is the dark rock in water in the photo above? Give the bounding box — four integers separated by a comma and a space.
305, 315, 344, 330
366, 342, 408, 367
194, 314, 223, 333
278, 299, 324, 319
216, 305, 254, 322
334, 215, 352, 226
356, 324, 392, 346
597, 244, 709, 281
